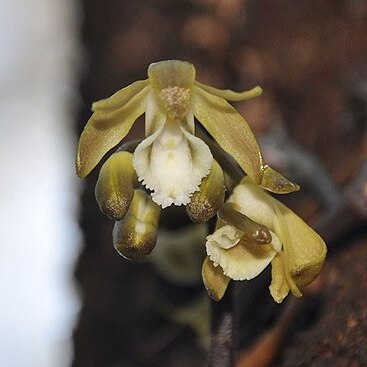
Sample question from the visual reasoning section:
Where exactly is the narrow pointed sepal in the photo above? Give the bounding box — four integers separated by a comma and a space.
92, 79, 149, 112
269, 194, 327, 301
76, 85, 150, 178
113, 190, 161, 260
195, 81, 263, 101
277, 203, 327, 288
95, 151, 137, 220
202, 256, 230, 302
148, 60, 195, 120
260, 165, 300, 194
192, 86, 264, 184
186, 160, 225, 223
269, 254, 290, 303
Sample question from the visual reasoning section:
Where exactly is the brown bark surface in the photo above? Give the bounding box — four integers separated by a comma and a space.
73, 1, 367, 366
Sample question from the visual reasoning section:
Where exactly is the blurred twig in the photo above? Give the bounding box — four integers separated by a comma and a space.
208, 287, 234, 367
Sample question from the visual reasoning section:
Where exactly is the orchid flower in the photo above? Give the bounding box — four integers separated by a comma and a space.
203, 178, 327, 303
76, 60, 298, 210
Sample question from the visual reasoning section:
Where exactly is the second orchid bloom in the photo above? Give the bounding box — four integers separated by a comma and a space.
203, 178, 327, 303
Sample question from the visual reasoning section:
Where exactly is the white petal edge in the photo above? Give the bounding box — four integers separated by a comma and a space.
206, 226, 280, 281
206, 225, 242, 250
133, 121, 212, 208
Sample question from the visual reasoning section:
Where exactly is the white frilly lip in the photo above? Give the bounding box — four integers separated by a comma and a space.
133, 93, 213, 208
206, 225, 282, 281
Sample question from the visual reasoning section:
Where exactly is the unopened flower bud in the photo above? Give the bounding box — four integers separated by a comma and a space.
202, 256, 230, 302
95, 151, 137, 220
186, 160, 225, 223
113, 189, 160, 260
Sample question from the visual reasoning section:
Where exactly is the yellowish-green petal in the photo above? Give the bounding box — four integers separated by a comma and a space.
92, 79, 149, 112
276, 203, 327, 288
227, 178, 326, 298
195, 81, 263, 101
269, 253, 290, 303
76, 86, 150, 178
228, 178, 278, 231
192, 86, 264, 184
202, 256, 230, 302
148, 60, 195, 120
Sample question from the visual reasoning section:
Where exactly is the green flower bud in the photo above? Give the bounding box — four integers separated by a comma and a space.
186, 160, 225, 223
113, 190, 160, 260
95, 151, 137, 220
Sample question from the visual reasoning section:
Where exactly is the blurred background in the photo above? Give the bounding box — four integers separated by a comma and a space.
0, 0, 366, 366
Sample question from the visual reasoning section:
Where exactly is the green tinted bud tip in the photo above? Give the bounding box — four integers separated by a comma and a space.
113, 190, 161, 260
95, 151, 137, 221
186, 160, 226, 223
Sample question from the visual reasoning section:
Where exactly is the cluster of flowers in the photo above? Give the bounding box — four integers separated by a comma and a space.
76, 60, 326, 303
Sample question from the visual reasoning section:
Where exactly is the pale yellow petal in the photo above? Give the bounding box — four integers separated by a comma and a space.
195, 81, 263, 101
206, 229, 277, 281
148, 60, 195, 120
228, 178, 278, 231
192, 86, 264, 184
202, 256, 230, 302
276, 202, 327, 288
92, 79, 149, 112
76, 86, 150, 178
269, 254, 290, 303
144, 91, 166, 136
148, 60, 196, 91
233, 179, 325, 286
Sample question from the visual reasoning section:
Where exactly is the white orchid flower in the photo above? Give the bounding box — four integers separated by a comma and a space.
76, 60, 298, 209
204, 178, 327, 303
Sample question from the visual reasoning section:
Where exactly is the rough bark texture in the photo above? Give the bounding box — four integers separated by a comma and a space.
273, 238, 367, 367
73, 1, 367, 366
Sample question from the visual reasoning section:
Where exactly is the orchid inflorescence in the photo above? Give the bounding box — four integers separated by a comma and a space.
76, 60, 327, 303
